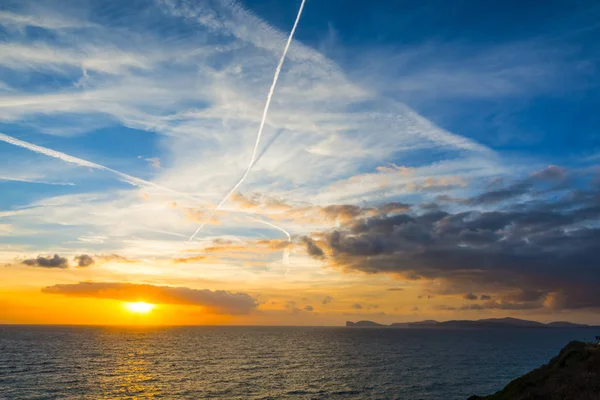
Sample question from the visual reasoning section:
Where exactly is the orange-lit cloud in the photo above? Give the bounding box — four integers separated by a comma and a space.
42, 282, 257, 314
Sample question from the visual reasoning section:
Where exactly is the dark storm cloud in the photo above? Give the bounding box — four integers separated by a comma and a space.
453, 300, 545, 312
505, 289, 548, 303
74, 254, 94, 267
303, 178, 600, 311
438, 166, 570, 208
42, 282, 257, 314
321, 202, 410, 221
17, 253, 137, 269
469, 181, 532, 205
22, 254, 69, 269
379, 202, 411, 214
300, 236, 325, 259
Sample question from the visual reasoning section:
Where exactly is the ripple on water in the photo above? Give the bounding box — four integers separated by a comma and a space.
0, 326, 596, 399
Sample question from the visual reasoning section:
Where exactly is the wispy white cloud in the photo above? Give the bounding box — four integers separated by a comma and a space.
0, 0, 509, 271
0, 43, 150, 74
0, 176, 75, 186
0, 10, 95, 30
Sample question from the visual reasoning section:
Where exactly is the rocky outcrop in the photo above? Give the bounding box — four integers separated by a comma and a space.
345, 320, 384, 327
468, 341, 600, 400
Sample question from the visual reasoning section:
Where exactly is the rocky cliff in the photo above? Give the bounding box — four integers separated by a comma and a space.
468, 341, 600, 399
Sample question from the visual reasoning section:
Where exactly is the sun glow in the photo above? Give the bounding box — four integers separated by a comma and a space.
125, 302, 155, 314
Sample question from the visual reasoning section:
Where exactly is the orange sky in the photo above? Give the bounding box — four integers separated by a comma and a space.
2, 259, 596, 326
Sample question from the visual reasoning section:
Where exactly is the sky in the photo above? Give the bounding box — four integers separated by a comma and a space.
1, 0, 599, 325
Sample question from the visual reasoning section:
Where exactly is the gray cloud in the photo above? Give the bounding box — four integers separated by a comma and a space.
304, 179, 600, 311
322, 296, 333, 305
22, 254, 69, 269
469, 182, 532, 205
351, 303, 363, 309
300, 236, 325, 259
42, 282, 257, 314
463, 293, 478, 301
459, 304, 485, 311
531, 165, 567, 181
74, 254, 94, 268
304, 305, 314, 311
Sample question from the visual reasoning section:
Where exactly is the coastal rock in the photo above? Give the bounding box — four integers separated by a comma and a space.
345, 320, 385, 327
468, 341, 600, 400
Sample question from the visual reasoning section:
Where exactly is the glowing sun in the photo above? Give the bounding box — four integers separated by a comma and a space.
125, 302, 155, 314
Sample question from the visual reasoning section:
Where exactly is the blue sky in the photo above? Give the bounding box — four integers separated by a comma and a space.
1, 0, 600, 324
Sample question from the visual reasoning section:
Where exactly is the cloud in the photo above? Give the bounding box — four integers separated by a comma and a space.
300, 236, 325, 259
0, 0, 505, 269
95, 254, 138, 264
42, 282, 257, 314
0, 10, 95, 30
463, 293, 478, 301
322, 296, 333, 305
356, 34, 595, 102
304, 305, 314, 312
480, 294, 491, 300
22, 254, 69, 269
387, 287, 404, 291
230, 192, 410, 226
469, 182, 532, 205
74, 254, 94, 267
145, 157, 161, 169
531, 165, 567, 181
303, 175, 600, 310
460, 304, 485, 311
0, 176, 75, 186
18, 253, 136, 268
351, 303, 363, 309
172, 255, 208, 264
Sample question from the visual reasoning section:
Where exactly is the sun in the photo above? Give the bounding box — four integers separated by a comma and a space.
125, 302, 155, 314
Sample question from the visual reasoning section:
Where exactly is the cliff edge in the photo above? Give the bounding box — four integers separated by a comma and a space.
468, 341, 600, 400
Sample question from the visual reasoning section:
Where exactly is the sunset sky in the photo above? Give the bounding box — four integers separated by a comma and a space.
1, 0, 600, 325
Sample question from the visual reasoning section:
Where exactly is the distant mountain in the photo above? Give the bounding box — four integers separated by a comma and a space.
546, 321, 589, 328
389, 320, 439, 328
346, 320, 385, 327
346, 317, 590, 329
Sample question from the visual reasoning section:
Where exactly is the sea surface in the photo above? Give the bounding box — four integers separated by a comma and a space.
0, 325, 596, 399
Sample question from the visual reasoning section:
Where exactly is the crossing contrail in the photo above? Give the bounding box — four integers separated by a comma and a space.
1, 132, 296, 249
0, 132, 209, 205
188, 0, 307, 242
247, 216, 292, 266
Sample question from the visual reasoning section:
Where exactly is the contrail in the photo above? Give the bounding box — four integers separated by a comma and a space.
188, 0, 307, 242
247, 216, 292, 266
0, 132, 296, 248
248, 215, 291, 242
0, 132, 208, 205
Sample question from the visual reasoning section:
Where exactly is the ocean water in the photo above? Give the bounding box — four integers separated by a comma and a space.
0, 326, 596, 399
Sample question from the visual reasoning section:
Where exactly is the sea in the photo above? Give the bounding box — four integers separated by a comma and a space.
0, 325, 597, 399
